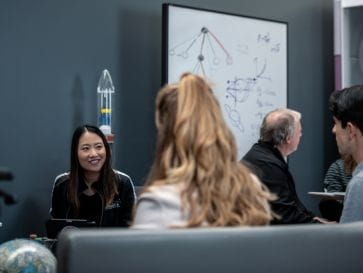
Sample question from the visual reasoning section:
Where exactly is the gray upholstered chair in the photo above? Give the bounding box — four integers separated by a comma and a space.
57, 222, 363, 273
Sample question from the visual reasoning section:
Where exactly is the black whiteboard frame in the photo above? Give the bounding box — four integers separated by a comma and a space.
162, 3, 288, 158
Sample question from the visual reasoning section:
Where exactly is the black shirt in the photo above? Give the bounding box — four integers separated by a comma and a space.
79, 193, 102, 225
50, 170, 136, 227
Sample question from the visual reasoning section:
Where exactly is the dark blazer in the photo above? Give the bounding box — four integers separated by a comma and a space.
243, 141, 315, 224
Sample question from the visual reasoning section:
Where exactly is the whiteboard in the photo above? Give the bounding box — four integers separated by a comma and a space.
162, 4, 288, 159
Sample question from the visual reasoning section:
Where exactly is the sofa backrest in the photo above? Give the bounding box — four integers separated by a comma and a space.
56, 222, 363, 273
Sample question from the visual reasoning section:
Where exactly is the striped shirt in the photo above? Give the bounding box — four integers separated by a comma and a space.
323, 159, 351, 192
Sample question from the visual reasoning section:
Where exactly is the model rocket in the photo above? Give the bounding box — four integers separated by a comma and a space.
97, 69, 115, 142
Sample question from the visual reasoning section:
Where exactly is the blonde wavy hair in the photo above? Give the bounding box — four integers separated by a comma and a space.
145, 73, 274, 227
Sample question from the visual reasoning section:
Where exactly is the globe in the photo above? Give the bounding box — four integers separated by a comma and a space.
0, 239, 56, 273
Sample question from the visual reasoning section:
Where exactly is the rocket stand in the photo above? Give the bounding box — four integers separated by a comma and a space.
105, 134, 115, 144
105, 134, 115, 166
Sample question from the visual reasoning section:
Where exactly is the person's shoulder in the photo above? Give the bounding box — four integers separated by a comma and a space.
243, 142, 261, 156
244, 142, 277, 160
330, 159, 344, 169
335, 158, 344, 165
348, 174, 363, 189
113, 169, 132, 182
133, 184, 184, 229
244, 145, 284, 169
54, 172, 70, 187
113, 170, 135, 193
352, 162, 363, 177
140, 184, 181, 202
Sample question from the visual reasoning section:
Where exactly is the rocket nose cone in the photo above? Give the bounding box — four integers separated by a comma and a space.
97, 69, 115, 91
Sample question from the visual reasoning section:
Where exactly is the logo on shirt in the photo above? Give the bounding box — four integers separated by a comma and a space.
105, 200, 121, 210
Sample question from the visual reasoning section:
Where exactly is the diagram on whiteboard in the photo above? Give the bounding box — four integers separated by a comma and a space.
169, 27, 233, 77
165, 5, 287, 159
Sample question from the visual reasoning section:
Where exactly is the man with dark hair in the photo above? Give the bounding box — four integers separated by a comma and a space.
329, 85, 363, 223
243, 108, 326, 224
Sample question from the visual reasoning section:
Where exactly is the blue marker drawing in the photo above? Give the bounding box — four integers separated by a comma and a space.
224, 104, 244, 132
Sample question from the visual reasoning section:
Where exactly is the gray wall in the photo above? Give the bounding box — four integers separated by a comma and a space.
0, 0, 337, 242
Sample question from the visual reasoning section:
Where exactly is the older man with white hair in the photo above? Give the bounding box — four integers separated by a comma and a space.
243, 108, 327, 224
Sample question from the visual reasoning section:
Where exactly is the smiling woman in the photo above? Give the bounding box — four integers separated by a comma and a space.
77, 131, 107, 181
49, 125, 136, 230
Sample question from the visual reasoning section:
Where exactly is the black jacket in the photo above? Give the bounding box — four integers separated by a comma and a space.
50, 170, 136, 227
243, 141, 315, 224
